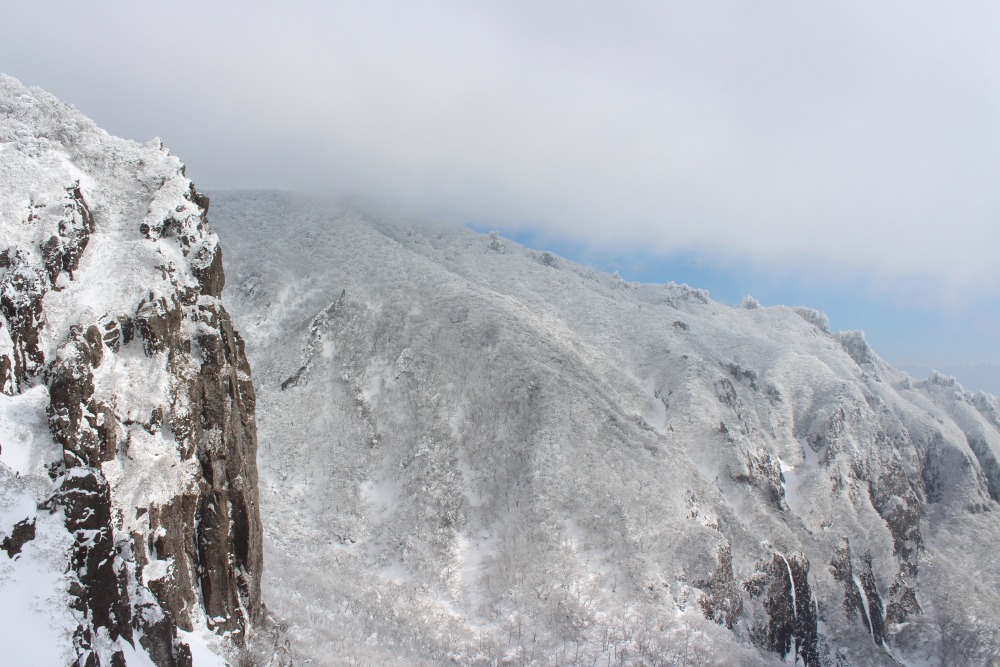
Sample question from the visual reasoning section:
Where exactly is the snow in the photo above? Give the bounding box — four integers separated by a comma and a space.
0, 316, 75, 666
779, 553, 797, 623
6, 73, 1000, 664
118, 639, 157, 667
1, 75, 238, 666
177, 629, 229, 667
141, 556, 170, 586
209, 190, 1000, 665
91, 342, 172, 425
778, 438, 818, 516
853, 574, 876, 643
101, 426, 199, 532
0, 469, 76, 666
0, 385, 56, 477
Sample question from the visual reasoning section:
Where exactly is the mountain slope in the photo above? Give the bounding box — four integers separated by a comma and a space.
0, 76, 262, 666
211, 191, 1000, 666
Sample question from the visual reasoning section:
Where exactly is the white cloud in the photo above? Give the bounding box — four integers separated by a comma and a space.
3, 1, 999, 305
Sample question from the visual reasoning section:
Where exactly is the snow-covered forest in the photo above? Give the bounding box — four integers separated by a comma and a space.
209, 191, 1000, 666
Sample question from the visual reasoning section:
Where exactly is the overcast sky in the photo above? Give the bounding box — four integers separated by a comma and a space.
3, 1, 998, 391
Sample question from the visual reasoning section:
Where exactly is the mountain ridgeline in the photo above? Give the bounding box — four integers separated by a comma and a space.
210, 191, 1000, 666
0, 76, 262, 665
3, 76, 1000, 666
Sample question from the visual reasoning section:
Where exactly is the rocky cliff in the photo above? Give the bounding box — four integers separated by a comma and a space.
0, 75, 262, 666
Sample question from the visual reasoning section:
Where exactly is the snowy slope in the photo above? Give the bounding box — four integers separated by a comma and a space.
210, 191, 1000, 666
0, 75, 263, 666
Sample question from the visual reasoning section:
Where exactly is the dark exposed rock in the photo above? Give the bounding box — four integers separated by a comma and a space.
733, 447, 786, 509
885, 574, 921, 630
279, 292, 345, 392
856, 551, 885, 645
133, 196, 262, 641
0, 323, 13, 394
2, 78, 263, 665
198, 490, 244, 631
698, 544, 743, 630
716, 375, 758, 438
138, 612, 194, 667
135, 293, 184, 356
788, 554, 820, 666
184, 306, 263, 635
281, 365, 307, 390
725, 362, 760, 392
193, 242, 225, 298
831, 539, 886, 646
1, 517, 36, 557
40, 182, 96, 287
72, 623, 122, 667
99, 314, 134, 354
832, 540, 864, 620
865, 433, 923, 626
145, 497, 201, 632
762, 557, 794, 658
126, 218, 262, 639
805, 402, 926, 638
47, 324, 117, 468
744, 552, 819, 665
41, 235, 63, 283
188, 184, 210, 213
716, 377, 738, 408
109, 527, 191, 667
58, 469, 133, 652
7, 177, 259, 663
0, 248, 47, 388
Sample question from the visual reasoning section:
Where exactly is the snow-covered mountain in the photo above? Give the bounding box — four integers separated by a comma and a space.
0, 75, 262, 665
208, 191, 1000, 666
4, 75, 1000, 667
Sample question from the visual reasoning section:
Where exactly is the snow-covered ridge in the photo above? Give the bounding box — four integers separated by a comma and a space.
1, 75, 263, 666
210, 190, 1000, 666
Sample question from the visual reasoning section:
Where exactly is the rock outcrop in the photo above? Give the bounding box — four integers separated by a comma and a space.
0, 75, 262, 665
741, 552, 820, 665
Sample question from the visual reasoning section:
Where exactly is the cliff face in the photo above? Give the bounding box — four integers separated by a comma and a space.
0, 75, 261, 666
